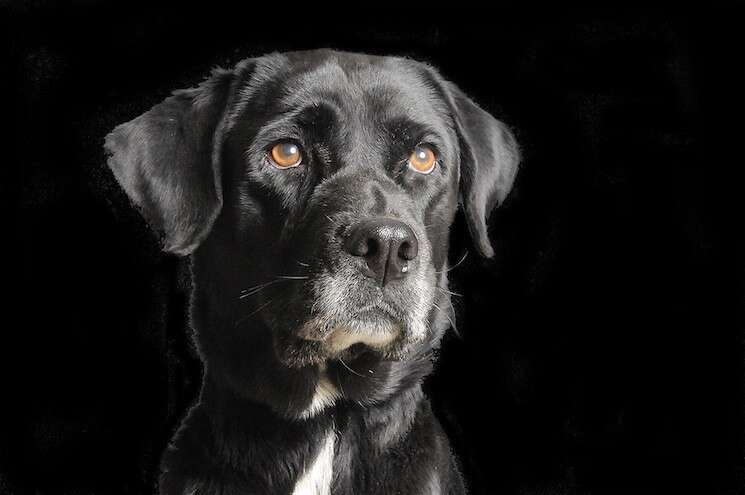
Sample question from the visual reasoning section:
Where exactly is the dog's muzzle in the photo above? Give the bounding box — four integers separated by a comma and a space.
275, 203, 436, 369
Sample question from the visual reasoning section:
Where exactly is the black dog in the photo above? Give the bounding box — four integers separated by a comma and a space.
105, 49, 518, 495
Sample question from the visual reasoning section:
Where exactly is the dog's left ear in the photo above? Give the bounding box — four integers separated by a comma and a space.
443, 81, 520, 258
104, 67, 238, 256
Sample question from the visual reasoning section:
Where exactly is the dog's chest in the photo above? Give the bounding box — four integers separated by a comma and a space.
291, 431, 336, 495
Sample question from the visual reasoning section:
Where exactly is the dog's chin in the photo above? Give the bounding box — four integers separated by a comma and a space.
276, 311, 410, 368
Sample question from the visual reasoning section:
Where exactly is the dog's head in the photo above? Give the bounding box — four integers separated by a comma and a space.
105, 50, 518, 416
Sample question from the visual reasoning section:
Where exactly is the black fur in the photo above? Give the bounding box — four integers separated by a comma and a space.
104, 49, 518, 495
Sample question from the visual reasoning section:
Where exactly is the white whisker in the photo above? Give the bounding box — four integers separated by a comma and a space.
239, 279, 284, 298
432, 301, 459, 337
435, 251, 469, 274
437, 287, 463, 298
239, 275, 309, 300
339, 357, 367, 378
235, 299, 274, 326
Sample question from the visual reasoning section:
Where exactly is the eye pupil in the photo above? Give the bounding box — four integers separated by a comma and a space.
283, 143, 298, 156
408, 146, 436, 174
270, 142, 302, 168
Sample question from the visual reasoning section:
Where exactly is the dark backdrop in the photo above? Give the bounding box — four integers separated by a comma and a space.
5, 4, 745, 494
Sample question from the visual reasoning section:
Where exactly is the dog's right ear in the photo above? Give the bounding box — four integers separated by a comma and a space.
104, 65, 245, 256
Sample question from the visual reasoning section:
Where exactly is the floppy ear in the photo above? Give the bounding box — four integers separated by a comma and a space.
104, 67, 237, 256
445, 81, 520, 258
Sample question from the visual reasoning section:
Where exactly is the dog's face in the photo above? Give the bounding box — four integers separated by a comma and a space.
105, 50, 518, 415
222, 53, 465, 366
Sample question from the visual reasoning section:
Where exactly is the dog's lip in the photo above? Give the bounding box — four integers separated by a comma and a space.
325, 325, 400, 354
300, 323, 400, 352
297, 309, 401, 355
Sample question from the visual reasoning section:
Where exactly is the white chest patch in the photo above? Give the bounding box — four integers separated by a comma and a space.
298, 367, 341, 420
291, 431, 336, 495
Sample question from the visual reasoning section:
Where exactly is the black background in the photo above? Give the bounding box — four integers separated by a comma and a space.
5, 4, 745, 494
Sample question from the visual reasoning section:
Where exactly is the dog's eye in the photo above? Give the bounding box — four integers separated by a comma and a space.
407, 145, 436, 174
269, 142, 303, 169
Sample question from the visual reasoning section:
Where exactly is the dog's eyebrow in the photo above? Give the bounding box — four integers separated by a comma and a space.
274, 101, 339, 132
246, 102, 340, 157
295, 102, 339, 127
286, 102, 341, 145
382, 116, 444, 148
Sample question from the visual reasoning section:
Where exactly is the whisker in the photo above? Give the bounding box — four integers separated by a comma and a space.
338, 357, 367, 378
437, 287, 463, 298
441, 296, 462, 339
435, 251, 469, 274
432, 301, 460, 338
239, 275, 310, 300
235, 299, 274, 326
295, 260, 311, 268
336, 375, 347, 397
239, 279, 284, 298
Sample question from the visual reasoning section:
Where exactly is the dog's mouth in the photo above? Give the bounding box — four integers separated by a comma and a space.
275, 304, 408, 368
325, 320, 401, 355
300, 307, 402, 355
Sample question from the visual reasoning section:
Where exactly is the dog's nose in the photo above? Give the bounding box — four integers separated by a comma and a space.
344, 218, 418, 286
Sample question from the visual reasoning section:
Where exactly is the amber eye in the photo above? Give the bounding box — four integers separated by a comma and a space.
269, 142, 302, 168
407, 145, 437, 174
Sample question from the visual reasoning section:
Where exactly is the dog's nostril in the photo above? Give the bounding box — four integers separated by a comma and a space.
365, 238, 378, 258
345, 233, 372, 257
344, 218, 418, 286
398, 239, 417, 261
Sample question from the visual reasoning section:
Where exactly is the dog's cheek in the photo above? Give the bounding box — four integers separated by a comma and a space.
423, 189, 458, 272
234, 188, 266, 238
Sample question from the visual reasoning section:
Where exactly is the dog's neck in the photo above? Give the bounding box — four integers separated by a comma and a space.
198, 373, 425, 441
172, 375, 428, 494
182, 369, 426, 495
